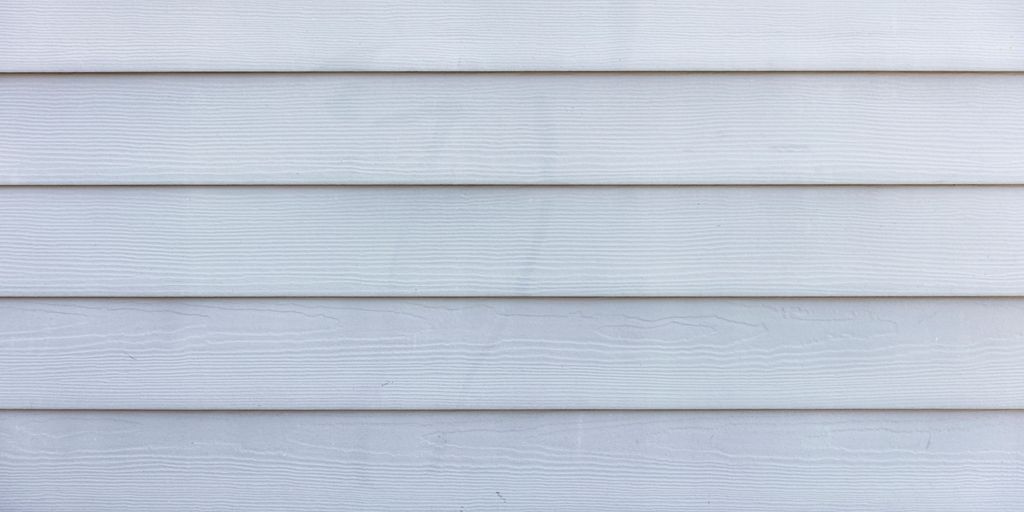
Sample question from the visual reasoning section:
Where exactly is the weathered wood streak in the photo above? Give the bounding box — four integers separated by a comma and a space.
2, 1, 1023, 71
2, 298, 1024, 409
1, 186, 1023, 296
4, 73, 1024, 185
1, 411, 1021, 511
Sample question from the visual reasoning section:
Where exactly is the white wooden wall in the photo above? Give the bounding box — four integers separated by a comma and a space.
2, 2, 1022, 510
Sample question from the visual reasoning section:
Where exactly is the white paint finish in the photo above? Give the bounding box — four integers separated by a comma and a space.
1, 411, 1021, 511
1, 186, 1023, 296
2, 298, 1024, 409
2, 1, 1023, 71
5, 73, 1024, 185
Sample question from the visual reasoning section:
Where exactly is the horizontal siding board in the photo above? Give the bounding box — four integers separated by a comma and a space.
5, 73, 1024, 185
2, 411, 1022, 511
2, 1, 1023, 71
2, 298, 1024, 409
1, 186, 1023, 296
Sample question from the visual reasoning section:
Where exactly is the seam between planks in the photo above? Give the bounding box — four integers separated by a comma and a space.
4, 70, 1024, 75
2, 408, 1022, 413
4, 295, 1024, 299
2, 184, 1024, 189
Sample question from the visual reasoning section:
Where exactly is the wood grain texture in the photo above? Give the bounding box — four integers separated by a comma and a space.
2, 298, 1024, 409
2, 186, 1024, 296
5, 73, 1024, 185
2, 411, 1021, 511
2, 1, 1023, 71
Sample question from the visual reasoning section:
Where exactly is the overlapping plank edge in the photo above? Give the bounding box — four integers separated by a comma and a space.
4, 73, 1024, 184
2, 0, 1023, 72
1, 410, 1022, 511
1, 186, 1022, 296
1, 298, 1023, 409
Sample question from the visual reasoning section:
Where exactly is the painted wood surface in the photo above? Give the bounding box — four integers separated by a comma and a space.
2, 1, 1023, 71
4, 2, 1021, 509
2, 411, 1021, 511
1, 186, 1023, 296
2, 298, 1023, 409
5, 73, 1024, 185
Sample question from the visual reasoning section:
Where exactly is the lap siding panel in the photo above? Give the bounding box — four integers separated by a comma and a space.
0, 186, 1021, 297
2, 0, 1023, 71
1, 298, 1023, 410
4, 73, 1024, 185
1, 411, 1021, 511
